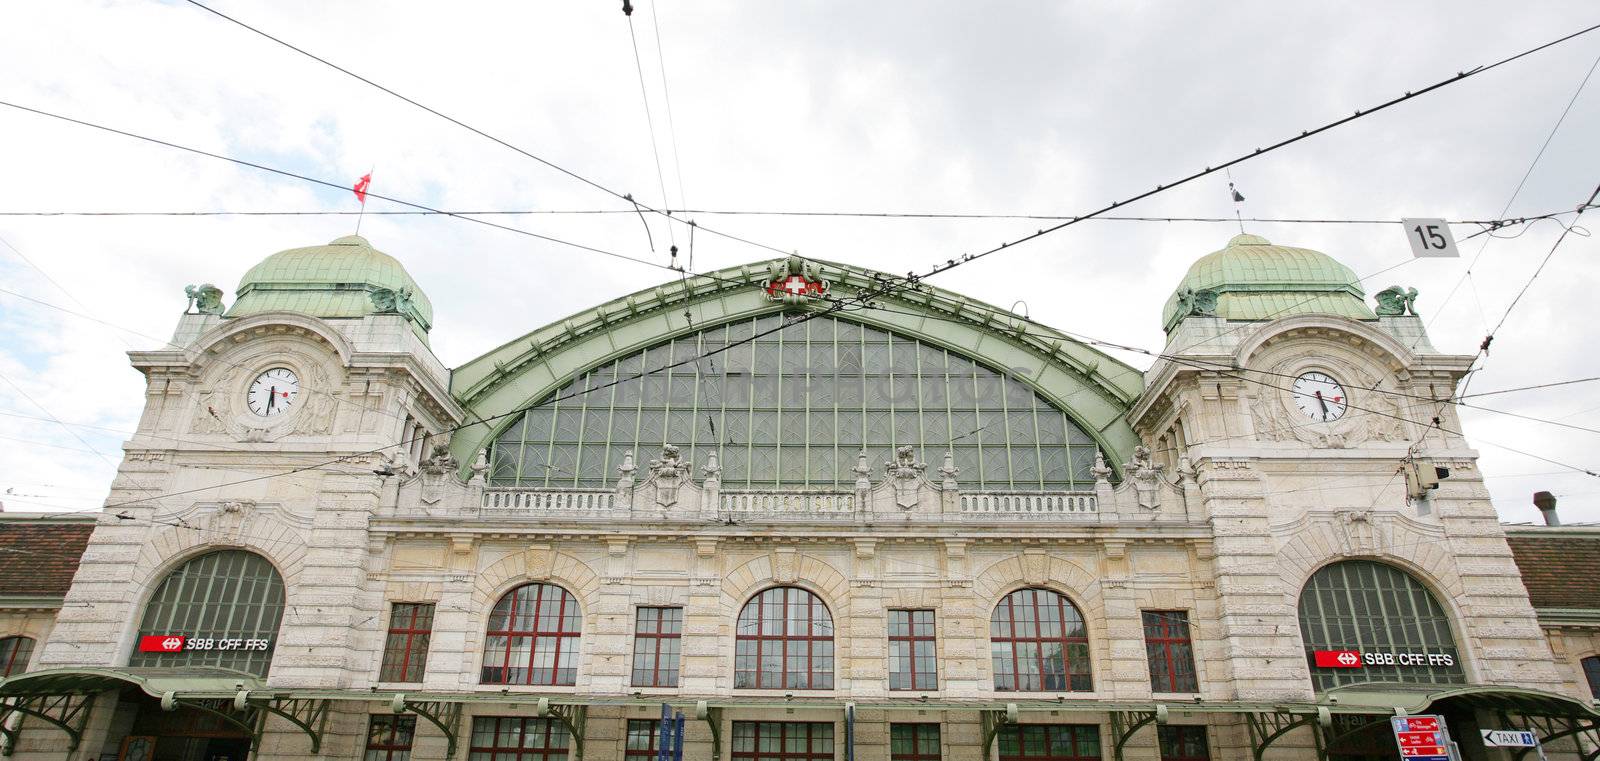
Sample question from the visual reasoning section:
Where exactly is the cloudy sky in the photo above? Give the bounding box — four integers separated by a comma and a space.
1, 2, 1598, 522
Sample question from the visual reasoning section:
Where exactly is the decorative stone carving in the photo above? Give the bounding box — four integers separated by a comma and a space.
852, 451, 873, 492
648, 444, 690, 507
1022, 549, 1048, 586
524, 544, 553, 581
419, 444, 458, 504
184, 283, 225, 315
1374, 285, 1420, 317
772, 547, 798, 584
702, 450, 722, 487
1177, 456, 1197, 487
1124, 445, 1165, 510
1174, 286, 1218, 319
938, 451, 960, 490
1091, 450, 1113, 484
616, 450, 636, 491
884, 445, 926, 509
470, 448, 490, 482
369, 285, 416, 318
762, 255, 831, 304
210, 499, 255, 541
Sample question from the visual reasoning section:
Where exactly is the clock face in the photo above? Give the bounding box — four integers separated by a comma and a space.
246, 367, 300, 417
1291, 371, 1348, 422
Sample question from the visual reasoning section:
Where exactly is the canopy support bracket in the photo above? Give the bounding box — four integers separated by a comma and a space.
696, 702, 722, 759
539, 701, 586, 761
1246, 710, 1325, 761
394, 698, 463, 759
251, 695, 331, 753
1111, 707, 1164, 761
172, 698, 261, 751
0, 694, 93, 757
1510, 714, 1600, 761
981, 705, 1018, 759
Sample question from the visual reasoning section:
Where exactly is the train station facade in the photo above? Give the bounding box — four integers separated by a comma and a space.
1, 233, 1598, 760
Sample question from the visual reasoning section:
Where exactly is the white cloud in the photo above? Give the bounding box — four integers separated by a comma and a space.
1, 1, 1598, 521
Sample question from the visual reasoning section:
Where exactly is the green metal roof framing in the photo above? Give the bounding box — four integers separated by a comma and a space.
446, 257, 1144, 474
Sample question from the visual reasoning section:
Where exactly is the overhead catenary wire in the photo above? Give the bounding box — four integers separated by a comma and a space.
36, 21, 1600, 513
623, 0, 676, 248
180, 0, 787, 259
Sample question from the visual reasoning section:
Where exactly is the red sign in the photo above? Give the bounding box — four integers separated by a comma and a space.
766, 274, 825, 299
1397, 731, 1440, 747
1400, 748, 1447, 758
138, 635, 186, 653
1396, 717, 1439, 733
1313, 650, 1363, 668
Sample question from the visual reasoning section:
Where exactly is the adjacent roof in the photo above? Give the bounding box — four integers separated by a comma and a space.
227, 235, 433, 340
1506, 530, 1600, 610
0, 514, 95, 599
1162, 233, 1375, 332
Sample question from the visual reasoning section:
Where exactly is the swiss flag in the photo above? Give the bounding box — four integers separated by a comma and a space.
353, 173, 372, 204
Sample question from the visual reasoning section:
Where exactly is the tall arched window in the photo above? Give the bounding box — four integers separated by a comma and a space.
481, 583, 582, 686
1298, 560, 1465, 691
734, 587, 834, 690
128, 549, 284, 676
489, 313, 1103, 491
1582, 655, 1600, 699
991, 588, 1092, 692
0, 636, 35, 677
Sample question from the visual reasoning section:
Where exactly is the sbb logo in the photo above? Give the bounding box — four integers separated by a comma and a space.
138, 635, 187, 653
1312, 650, 1364, 668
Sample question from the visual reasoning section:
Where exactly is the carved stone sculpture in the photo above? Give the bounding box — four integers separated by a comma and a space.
1174, 286, 1218, 319
852, 451, 873, 492
1374, 285, 1420, 317
762, 254, 831, 303
370, 286, 415, 317
1091, 450, 1113, 484
184, 284, 225, 315
649, 444, 691, 507
938, 451, 960, 490
884, 445, 926, 509
1124, 445, 1165, 510
419, 443, 458, 476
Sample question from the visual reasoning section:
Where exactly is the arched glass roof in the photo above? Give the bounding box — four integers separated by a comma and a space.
490, 313, 1100, 491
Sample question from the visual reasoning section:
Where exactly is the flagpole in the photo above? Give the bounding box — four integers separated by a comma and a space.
354, 166, 373, 236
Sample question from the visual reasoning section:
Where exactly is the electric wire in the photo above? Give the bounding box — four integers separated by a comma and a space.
625, 3, 676, 247
648, 0, 690, 214
845, 21, 1600, 311
180, 0, 787, 258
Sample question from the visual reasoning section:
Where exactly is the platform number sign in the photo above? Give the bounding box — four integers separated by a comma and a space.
1402, 218, 1460, 258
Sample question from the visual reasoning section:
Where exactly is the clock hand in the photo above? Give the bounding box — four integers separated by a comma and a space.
1314, 390, 1329, 421
267, 386, 276, 413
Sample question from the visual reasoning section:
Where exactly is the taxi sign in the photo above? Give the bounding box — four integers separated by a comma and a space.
1481, 729, 1537, 748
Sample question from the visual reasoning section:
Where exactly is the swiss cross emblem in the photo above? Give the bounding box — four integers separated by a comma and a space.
763, 256, 830, 302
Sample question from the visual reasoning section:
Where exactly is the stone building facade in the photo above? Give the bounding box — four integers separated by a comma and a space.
1, 233, 1597, 761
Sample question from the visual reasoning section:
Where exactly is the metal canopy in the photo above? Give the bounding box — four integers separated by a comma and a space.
1322, 682, 1600, 720
0, 666, 260, 698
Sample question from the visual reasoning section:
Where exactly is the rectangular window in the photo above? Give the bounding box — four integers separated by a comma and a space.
732, 721, 834, 761
380, 603, 435, 683
1158, 725, 1209, 761
1584, 656, 1600, 700
890, 723, 941, 760
365, 715, 415, 761
1142, 610, 1198, 693
632, 606, 683, 687
997, 725, 1100, 761
888, 610, 937, 691
0, 636, 35, 677
468, 717, 568, 761
626, 719, 662, 760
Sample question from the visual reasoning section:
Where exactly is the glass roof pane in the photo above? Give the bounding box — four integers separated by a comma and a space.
490, 314, 1097, 490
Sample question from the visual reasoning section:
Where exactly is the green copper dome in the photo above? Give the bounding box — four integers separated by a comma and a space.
1161, 233, 1373, 333
228, 235, 433, 339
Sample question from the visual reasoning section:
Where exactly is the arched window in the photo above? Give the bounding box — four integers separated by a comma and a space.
990, 588, 1092, 692
734, 587, 834, 690
1298, 560, 1465, 691
490, 313, 1103, 491
1582, 655, 1600, 699
481, 583, 582, 685
128, 549, 284, 676
0, 636, 35, 677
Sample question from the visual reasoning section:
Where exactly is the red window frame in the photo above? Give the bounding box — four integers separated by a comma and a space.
365, 714, 416, 761
731, 721, 833, 760
997, 724, 1100, 761
888, 610, 937, 691
890, 723, 941, 761
1142, 610, 1198, 693
990, 588, 1092, 692
468, 716, 568, 760
1158, 725, 1209, 761
380, 603, 435, 683
0, 636, 34, 677
481, 583, 582, 686
734, 587, 834, 690
631, 607, 683, 687
625, 719, 662, 759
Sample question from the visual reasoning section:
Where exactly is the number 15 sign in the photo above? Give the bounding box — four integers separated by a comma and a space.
1402, 218, 1460, 258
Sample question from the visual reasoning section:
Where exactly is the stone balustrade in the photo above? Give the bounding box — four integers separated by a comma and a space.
960, 491, 1098, 515
719, 490, 856, 515
476, 486, 1099, 520
480, 489, 615, 513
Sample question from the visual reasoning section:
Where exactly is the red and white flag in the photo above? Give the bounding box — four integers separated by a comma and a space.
353, 173, 372, 204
